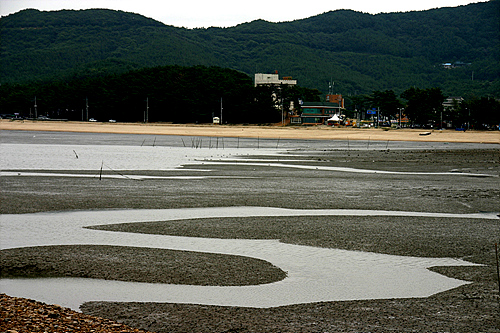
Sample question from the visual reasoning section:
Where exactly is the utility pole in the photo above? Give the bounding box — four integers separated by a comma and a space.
220, 97, 223, 125
34, 96, 37, 119
282, 100, 284, 126
144, 97, 149, 123
85, 98, 89, 121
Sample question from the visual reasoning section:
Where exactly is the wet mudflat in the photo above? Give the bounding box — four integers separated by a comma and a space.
1, 130, 499, 332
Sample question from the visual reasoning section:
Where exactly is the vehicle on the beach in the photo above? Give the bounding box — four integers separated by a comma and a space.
89, 118, 97, 122
0, 114, 23, 119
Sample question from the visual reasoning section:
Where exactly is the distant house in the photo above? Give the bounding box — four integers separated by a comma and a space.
291, 95, 344, 125
255, 72, 297, 124
442, 62, 471, 69
254, 73, 297, 87
326, 94, 344, 108
443, 96, 463, 110
442, 96, 463, 128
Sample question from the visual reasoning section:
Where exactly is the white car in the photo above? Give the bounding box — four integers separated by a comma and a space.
89, 118, 97, 122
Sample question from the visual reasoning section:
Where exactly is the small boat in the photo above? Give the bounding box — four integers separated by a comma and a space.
419, 132, 431, 136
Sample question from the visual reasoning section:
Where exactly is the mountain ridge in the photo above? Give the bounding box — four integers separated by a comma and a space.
1, 1, 498, 97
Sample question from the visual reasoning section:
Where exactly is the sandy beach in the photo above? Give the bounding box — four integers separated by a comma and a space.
1, 119, 499, 143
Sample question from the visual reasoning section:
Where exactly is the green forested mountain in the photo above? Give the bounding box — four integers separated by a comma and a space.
1, 1, 499, 98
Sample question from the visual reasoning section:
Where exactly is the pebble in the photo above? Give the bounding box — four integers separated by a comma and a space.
0, 294, 154, 333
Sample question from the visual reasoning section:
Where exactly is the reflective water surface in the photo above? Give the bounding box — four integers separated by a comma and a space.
1, 207, 486, 311
1, 133, 493, 311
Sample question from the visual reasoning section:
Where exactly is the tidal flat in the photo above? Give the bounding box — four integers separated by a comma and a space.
1, 129, 499, 332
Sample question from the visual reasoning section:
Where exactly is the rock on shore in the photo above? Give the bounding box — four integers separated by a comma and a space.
0, 294, 153, 333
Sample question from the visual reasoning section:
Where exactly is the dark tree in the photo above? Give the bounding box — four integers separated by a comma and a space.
456, 97, 500, 129
401, 87, 445, 126
368, 90, 403, 120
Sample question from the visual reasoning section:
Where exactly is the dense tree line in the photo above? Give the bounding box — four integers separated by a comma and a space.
1, 64, 497, 128
454, 96, 500, 129
0, 65, 321, 124
1, 1, 498, 98
401, 87, 446, 126
346, 88, 500, 129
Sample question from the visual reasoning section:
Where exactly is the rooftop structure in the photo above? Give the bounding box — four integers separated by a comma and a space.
290, 95, 345, 126
443, 96, 464, 109
254, 73, 297, 87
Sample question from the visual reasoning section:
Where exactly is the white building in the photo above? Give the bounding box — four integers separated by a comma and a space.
443, 96, 464, 110
254, 73, 297, 87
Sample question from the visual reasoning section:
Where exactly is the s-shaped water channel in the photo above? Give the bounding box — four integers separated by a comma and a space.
1, 140, 496, 311
1, 206, 493, 311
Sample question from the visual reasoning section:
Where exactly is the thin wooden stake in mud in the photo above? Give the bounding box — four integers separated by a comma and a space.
496, 243, 500, 298
99, 160, 103, 181
73, 150, 79, 159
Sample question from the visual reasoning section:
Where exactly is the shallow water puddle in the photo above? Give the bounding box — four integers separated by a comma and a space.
201, 161, 498, 177
0, 143, 281, 171
2, 143, 496, 177
0, 171, 252, 180
0, 207, 488, 311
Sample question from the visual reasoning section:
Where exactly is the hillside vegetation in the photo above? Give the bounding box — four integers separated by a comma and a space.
1, 1, 498, 97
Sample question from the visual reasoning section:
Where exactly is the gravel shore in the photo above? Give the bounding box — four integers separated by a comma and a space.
1, 129, 499, 332
1, 293, 154, 333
